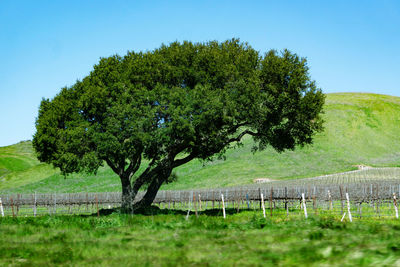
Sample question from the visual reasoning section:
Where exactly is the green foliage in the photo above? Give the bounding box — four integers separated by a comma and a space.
1, 93, 400, 194
1, 213, 400, 266
2, 93, 400, 193
32, 39, 324, 208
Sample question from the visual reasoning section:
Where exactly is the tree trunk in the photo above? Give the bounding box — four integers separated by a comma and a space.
133, 176, 165, 211
121, 177, 136, 213
120, 160, 172, 213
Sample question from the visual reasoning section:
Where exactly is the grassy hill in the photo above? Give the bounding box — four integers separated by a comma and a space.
0, 141, 56, 191
1, 92, 400, 194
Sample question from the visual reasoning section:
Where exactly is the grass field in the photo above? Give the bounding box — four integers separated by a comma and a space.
1, 93, 400, 194
1, 93, 400, 266
1, 211, 400, 266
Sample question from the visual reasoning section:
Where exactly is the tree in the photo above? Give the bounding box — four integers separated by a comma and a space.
33, 39, 325, 212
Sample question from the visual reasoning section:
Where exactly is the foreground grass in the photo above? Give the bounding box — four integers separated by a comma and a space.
1, 210, 400, 266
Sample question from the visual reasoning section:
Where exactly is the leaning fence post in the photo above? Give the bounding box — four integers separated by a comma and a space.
0, 197, 4, 217
339, 185, 344, 215
221, 194, 226, 219
261, 193, 266, 218
394, 193, 399, 219
345, 192, 353, 222
301, 193, 308, 219
341, 212, 347, 222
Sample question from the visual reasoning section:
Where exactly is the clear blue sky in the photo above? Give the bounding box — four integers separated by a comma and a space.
0, 0, 399, 147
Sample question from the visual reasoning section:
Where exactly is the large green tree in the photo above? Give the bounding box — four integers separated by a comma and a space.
33, 39, 325, 212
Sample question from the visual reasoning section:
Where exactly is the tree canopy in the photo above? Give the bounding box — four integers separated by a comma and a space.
33, 39, 325, 212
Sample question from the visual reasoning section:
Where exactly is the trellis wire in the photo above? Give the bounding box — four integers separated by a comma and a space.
0, 167, 399, 218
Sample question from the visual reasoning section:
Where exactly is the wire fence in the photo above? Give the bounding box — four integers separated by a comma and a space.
0, 185, 399, 219
0, 167, 399, 219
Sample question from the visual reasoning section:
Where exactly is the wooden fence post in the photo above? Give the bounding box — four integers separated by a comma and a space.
16, 194, 20, 216
11, 197, 15, 217
233, 190, 236, 210
218, 191, 221, 210
394, 193, 399, 219
68, 193, 72, 214
54, 193, 57, 215
205, 192, 208, 210
33, 192, 37, 217
269, 187, 273, 217
221, 194, 226, 219
376, 184, 380, 217
96, 194, 99, 217
198, 194, 202, 211
301, 193, 307, 219
168, 192, 171, 209
313, 195, 318, 215
0, 197, 4, 217
261, 193, 266, 218
193, 192, 198, 217
284, 187, 288, 216
236, 191, 240, 213
212, 191, 215, 209
86, 192, 89, 213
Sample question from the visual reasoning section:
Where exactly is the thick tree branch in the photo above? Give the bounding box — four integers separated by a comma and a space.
172, 152, 198, 168
131, 157, 157, 192
133, 175, 165, 209
124, 154, 142, 180
227, 122, 249, 135
226, 129, 258, 144
105, 159, 121, 176
139, 157, 157, 178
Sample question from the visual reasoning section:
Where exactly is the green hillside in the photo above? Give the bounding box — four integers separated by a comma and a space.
1, 92, 400, 194
0, 141, 56, 191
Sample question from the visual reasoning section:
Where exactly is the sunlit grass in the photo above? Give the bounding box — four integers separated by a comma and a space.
1, 211, 400, 266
